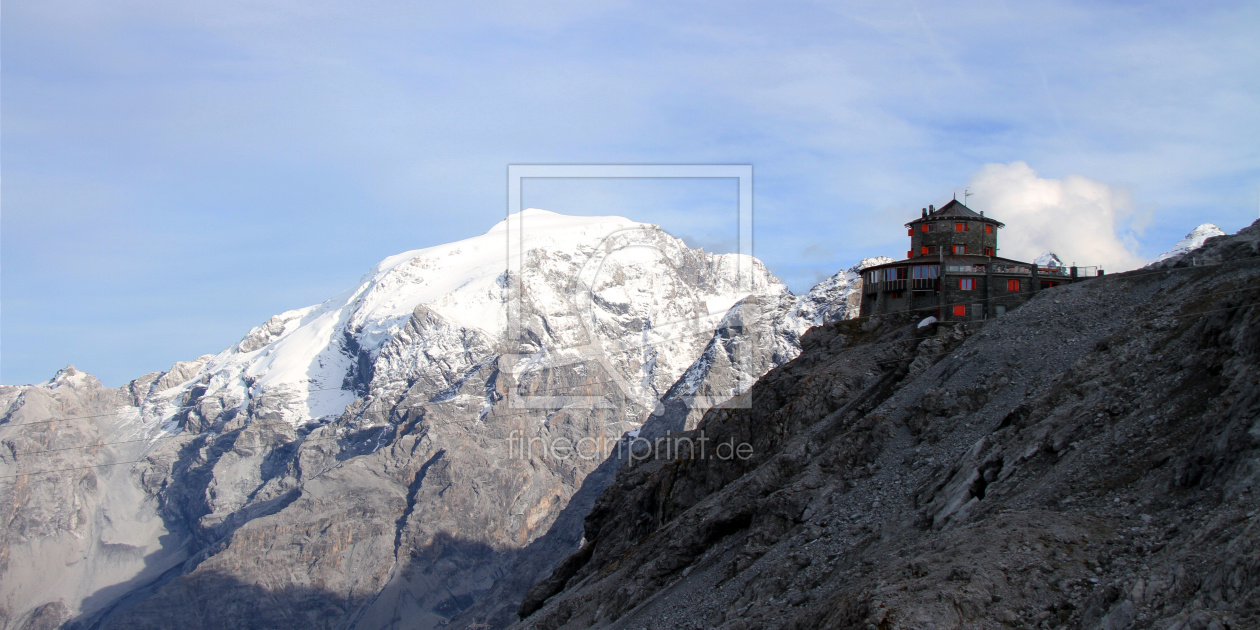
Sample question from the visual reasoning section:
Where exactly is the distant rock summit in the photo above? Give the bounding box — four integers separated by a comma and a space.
0, 210, 877, 630
1034, 251, 1065, 268
1147, 223, 1226, 267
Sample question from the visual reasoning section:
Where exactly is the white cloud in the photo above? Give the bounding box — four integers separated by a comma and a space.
966, 162, 1147, 272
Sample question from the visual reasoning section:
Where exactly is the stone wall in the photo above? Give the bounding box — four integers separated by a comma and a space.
909, 218, 998, 256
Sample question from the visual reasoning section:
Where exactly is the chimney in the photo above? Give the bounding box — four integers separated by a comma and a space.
929, 204, 935, 213
921, 208, 927, 218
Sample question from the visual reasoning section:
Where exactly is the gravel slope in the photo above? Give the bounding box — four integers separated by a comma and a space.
513, 222, 1260, 630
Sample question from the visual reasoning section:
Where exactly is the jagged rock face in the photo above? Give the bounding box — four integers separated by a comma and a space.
0, 368, 188, 630
0, 211, 849, 630
640, 256, 898, 439
790, 257, 895, 327
516, 221, 1260, 630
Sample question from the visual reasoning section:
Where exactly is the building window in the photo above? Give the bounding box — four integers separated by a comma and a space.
958, 278, 975, 290
952, 244, 967, 255
889, 290, 904, 299
913, 265, 939, 279
985, 247, 995, 256
955, 223, 968, 231
985, 225, 993, 234
1007, 279, 1020, 291
953, 304, 966, 317
1041, 281, 1060, 289
995, 304, 1007, 317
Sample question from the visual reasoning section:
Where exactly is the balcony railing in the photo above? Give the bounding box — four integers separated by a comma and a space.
938, 264, 1101, 278
990, 264, 1031, 275
945, 265, 985, 274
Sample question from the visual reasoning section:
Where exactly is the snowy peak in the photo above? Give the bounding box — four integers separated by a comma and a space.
1034, 252, 1064, 268
134, 210, 787, 429
856, 256, 898, 271
41, 365, 100, 391
1149, 223, 1226, 266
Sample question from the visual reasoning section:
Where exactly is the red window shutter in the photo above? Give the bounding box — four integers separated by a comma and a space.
907, 250, 913, 258
921, 246, 928, 255
985, 225, 993, 234
986, 247, 994, 256
908, 228, 913, 236
955, 223, 965, 231
1007, 279, 1019, 291
953, 304, 966, 317
921, 224, 929, 232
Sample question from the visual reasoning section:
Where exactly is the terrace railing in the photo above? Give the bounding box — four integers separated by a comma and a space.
990, 264, 1031, 275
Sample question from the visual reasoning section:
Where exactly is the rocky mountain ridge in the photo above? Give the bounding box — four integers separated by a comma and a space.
511, 222, 1260, 630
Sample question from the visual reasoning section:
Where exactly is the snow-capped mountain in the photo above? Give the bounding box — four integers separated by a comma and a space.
1147, 223, 1225, 267
1, 210, 872, 630
130, 209, 778, 434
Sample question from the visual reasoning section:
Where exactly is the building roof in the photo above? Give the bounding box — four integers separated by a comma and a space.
905, 200, 1006, 228
932, 199, 981, 218
860, 254, 1033, 272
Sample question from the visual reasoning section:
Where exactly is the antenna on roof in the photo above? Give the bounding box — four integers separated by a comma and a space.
964, 188, 972, 206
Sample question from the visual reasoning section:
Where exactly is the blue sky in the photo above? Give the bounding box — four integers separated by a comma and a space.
3, 0, 1257, 386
